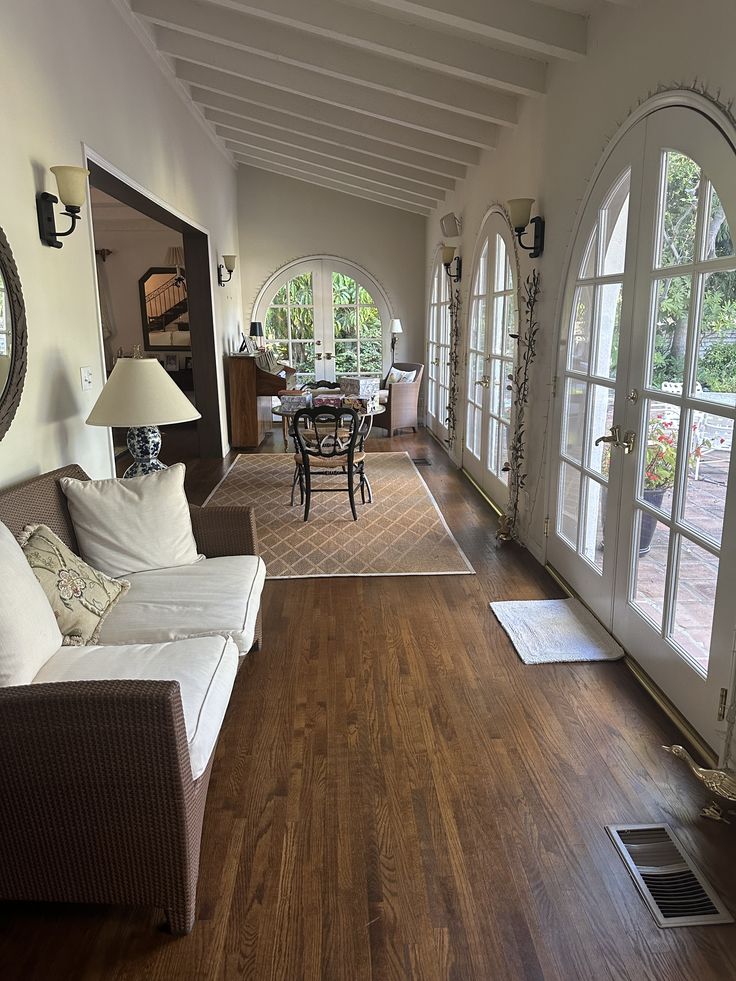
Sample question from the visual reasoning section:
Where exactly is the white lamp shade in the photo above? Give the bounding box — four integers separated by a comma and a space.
222, 254, 237, 272
507, 198, 535, 230
87, 357, 201, 428
389, 318, 403, 335
165, 246, 185, 269
441, 245, 456, 266
50, 166, 89, 208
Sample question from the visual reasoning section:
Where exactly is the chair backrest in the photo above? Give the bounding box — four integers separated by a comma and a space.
300, 379, 341, 391
293, 406, 360, 461
383, 362, 424, 386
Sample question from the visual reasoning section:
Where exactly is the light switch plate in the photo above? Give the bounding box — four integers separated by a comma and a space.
80, 366, 93, 391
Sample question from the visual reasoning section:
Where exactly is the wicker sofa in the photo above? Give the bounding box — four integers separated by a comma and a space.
0, 465, 264, 935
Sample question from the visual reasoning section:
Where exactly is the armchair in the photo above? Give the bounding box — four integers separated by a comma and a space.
375, 362, 424, 436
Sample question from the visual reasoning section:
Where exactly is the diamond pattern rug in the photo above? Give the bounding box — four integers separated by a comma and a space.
205, 452, 474, 579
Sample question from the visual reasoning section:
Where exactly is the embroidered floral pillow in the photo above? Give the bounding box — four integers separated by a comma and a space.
18, 525, 130, 647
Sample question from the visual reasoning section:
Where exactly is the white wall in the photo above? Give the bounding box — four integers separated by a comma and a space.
237, 166, 427, 373
426, 0, 736, 559
0, 0, 240, 486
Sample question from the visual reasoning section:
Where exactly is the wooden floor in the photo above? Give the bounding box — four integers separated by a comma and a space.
4, 429, 736, 980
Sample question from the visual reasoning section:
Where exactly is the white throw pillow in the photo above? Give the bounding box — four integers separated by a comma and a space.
60, 464, 200, 579
386, 367, 416, 385
0, 520, 62, 686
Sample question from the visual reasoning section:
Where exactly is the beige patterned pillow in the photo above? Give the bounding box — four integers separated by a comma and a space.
18, 525, 130, 647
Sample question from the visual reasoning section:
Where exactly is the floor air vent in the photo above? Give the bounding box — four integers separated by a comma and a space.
412, 457, 432, 467
607, 824, 733, 928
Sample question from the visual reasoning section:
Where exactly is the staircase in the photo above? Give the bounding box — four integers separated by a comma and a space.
145, 275, 188, 330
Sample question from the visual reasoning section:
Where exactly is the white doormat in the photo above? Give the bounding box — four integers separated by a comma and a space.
490, 598, 625, 664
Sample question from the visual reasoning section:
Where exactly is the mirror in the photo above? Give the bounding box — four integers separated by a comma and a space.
0, 225, 27, 442
139, 266, 191, 352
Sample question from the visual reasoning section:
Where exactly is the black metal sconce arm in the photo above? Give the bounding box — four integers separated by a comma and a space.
443, 255, 462, 283
36, 192, 82, 249
514, 216, 545, 260
218, 265, 233, 287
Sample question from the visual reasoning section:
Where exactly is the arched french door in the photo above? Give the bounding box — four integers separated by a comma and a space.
253, 258, 391, 385
462, 211, 518, 506
549, 99, 736, 753
426, 253, 451, 442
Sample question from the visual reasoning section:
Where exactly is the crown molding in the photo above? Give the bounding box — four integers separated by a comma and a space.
109, 0, 236, 170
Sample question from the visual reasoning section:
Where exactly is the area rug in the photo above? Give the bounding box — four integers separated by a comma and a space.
205, 452, 474, 579
490, 598, 625, 664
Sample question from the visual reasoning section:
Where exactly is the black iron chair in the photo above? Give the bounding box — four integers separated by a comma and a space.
291, 406, 372, 521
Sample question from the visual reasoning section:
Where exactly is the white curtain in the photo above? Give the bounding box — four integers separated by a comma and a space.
96, 254, 118, 367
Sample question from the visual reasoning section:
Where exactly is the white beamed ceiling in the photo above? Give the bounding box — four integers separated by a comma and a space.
125, 0, 633, 215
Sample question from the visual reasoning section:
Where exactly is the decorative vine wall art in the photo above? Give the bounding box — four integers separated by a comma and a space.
497, 268, 541, 542
444, 278, 462, 450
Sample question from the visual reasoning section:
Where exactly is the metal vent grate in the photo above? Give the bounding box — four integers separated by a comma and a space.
607, 824, 733, 928
411, 457, 432, 467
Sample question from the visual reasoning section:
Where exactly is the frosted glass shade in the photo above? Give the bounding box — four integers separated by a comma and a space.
389, 318, 403, 335
50, 166, 89, 208
87, 357, 201, 428
222, 254, 237, 272
508, 198, 535, 230
441, 245, 457, 266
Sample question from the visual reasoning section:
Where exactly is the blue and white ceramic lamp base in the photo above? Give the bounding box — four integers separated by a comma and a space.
124, 426, 168, 478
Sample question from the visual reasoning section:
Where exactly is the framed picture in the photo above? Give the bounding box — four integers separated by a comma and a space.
184, 356, 192, 370
164, 354, 178, 372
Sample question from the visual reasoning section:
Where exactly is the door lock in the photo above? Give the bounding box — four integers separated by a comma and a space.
315, 353, 323, 361
325, 352, 333, 360
621, 430, 636, 454
432, 358, 440, 366
625, 388, 639, 404
594, 425, 622, 447
475, 375, 490, 389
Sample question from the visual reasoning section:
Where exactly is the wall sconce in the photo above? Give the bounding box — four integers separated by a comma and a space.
442, 244, 462, 283
37, 165, 89, 249
389, 318, 403, 364
508, 198, 545, 259
218, 253, 237, 286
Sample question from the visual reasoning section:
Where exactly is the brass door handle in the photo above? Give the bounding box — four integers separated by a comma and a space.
475, 375, 490, 389
432, 358, 440, 366
315, 353, 323, 360
622, 430, 636, 454
595, 425, 621, 447
325, 352, 333, 360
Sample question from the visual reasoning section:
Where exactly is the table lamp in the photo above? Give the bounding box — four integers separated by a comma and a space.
250, 321, 264, 350
87, 355, 201, 477
390, 318, 403, 364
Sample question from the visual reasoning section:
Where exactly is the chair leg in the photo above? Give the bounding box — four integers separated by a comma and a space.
290, 465, 300, 506
282, 417, 290, 452
360, 468, 366, 504
303, 465, 312, 521
347, 464, 358, 521
363, 473, 373, 504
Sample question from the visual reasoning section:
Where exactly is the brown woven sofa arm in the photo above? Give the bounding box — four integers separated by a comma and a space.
0, 679, 207, 934
189, 504, 258, 557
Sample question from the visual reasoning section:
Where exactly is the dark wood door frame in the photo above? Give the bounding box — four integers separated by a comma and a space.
87, 161, 223, 459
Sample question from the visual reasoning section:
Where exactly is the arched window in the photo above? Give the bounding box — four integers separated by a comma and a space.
253, 258, 391, 385
462, 211, 518, 505
548, 98, 736, 754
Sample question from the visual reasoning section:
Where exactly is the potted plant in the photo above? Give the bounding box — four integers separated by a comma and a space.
639, 415, 710, 555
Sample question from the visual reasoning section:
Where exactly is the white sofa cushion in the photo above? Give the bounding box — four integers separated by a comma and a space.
99, 555, 266, 655
33, 635, 238, 780
0, 520, 63, 686
59, 464, 200, 579
386, 367, 416, 385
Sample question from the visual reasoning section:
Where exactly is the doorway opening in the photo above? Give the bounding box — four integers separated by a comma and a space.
87, 161, 223, 467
